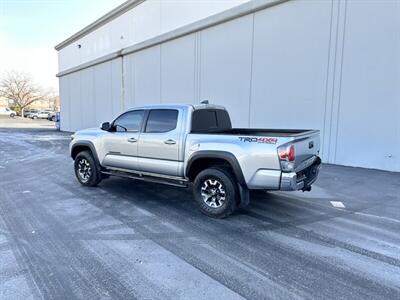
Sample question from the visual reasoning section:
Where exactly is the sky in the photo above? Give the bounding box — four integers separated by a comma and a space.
0, 0, 127, 92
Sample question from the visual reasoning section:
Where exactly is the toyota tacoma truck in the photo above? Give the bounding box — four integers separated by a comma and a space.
70, 103, 321, 218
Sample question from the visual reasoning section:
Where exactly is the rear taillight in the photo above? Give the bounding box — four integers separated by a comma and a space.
279, 144, 295, 162
278, 144, 295, 171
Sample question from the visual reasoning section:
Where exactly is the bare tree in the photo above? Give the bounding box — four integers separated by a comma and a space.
0, 71, 47, 117
43, 88, 60, 111
48, 95, 60, 111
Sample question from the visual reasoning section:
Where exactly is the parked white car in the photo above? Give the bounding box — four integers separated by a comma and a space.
0, 107, 17, 118
28, 110, 53, 119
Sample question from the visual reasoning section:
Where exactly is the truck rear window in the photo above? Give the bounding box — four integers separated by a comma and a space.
191, 109, 232, 133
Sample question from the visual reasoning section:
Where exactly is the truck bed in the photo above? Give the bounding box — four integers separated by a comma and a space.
190, 127, 321, 170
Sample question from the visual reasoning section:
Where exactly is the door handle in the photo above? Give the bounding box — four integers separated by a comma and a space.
164, 139, 176, 145
127, 137, 138, 143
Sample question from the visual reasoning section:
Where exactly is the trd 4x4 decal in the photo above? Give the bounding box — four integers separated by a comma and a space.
238, 137, 278, 144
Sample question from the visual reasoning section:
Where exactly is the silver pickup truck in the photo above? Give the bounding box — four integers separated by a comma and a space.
70, 103, 321, 218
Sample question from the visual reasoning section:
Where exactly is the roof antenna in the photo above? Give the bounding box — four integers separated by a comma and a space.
200, 100, 209, 104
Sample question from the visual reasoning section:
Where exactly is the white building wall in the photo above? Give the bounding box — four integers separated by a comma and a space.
59, 75, 70, 131
60, 58, 123, 132
80, 67, 96, 129
333, 1, 400, 171
250, 0, 332, 156
200, 15, 254, 128
161, 34, 196, 104
58, 0, 400, 172
58, 0, 250, 72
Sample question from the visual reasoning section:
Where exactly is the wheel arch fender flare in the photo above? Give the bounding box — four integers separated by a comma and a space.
71, 141, 101, 167
186, 151, 247, 187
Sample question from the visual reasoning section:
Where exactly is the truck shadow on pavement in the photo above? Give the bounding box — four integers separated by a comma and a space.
76, 177, 399, 271
93, 177, 353, 234
100, 178, 350, 227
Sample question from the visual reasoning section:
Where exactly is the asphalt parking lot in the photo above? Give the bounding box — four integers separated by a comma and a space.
0, 126, 399, 300
0, 116, 55, 129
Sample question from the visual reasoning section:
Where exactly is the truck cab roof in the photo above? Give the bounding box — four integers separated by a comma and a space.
126, 103, 227, 112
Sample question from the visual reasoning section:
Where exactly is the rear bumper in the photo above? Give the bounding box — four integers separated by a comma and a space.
280, 157, 322, 191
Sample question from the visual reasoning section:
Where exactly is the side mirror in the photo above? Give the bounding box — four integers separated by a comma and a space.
100, 122, 111, 131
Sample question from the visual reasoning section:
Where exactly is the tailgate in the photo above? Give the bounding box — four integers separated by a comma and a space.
292, 130, 320, 169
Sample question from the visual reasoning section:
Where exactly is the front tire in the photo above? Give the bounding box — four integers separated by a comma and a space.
193, 168, 238, 218
10, 113, 15, 118
74, 151, 102, 187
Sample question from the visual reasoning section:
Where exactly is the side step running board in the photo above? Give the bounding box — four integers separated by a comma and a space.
101, 170, 188, 188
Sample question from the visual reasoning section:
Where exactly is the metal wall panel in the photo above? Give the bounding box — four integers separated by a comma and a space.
333, 1, 400, 172
199, 15, 253, 127
59, 76, 70, 131
132, 0, 161, 45
250, 0, 331, 141
132, 46, 161, 106
69, 72, 82, 132
160, 0, 249, 34
80, 67, 96, 129
123, 53, 135, 110
94, 62, 112, 125
59, 58, 123, 131
161, 34, 196, 103
111, 58, 123, 118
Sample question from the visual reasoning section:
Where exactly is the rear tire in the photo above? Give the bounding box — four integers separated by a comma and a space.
74, 151, 102, 187
10, 113, 15, 118
193, 168, 238, 218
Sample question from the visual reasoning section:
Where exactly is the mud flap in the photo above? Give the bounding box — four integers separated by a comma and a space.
301, 157, 322, 191
238, 184, 250, 208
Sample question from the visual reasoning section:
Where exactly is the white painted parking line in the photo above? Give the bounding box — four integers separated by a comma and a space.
330, 201, 345, 208
22, 191, 31, 194
355, 212, 400, 224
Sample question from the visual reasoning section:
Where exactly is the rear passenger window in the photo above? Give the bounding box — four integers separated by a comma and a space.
145, 109, 178, 133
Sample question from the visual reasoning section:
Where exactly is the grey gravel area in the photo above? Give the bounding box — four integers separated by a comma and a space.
0, 127, 399, 300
